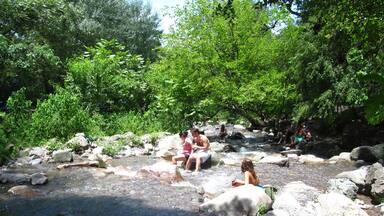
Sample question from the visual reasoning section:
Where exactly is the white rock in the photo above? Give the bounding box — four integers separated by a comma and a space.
336, 166, 369, 185
210, 142, 227, 153
271, 181, 320, 216
30, 158, 42, 166
327, 178, 358, 199
52, 149, 73, 162
29, 147, 47, 158
315, 192, 368, 216
92, 146, 104, 154
234, 124, 246, 130
31, 173, 48, 185
200, 185, 272, 216
287, 154, 299, 160
139, 161, 183, 183
201, 175, 234, 197
299, 155, 325, 164
144, 143, 154, 151
259, 155, 289, 166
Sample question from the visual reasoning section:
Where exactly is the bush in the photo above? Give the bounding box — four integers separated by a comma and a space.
103, 111, 163, 136
3, 88, 33, 149
30, 88, 102, 142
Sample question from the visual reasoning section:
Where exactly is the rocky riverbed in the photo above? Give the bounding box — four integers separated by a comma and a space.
0, 126, 383, 216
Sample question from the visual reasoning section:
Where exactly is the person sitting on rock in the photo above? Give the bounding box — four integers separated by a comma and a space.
232, 159, 261, 187
172, 131, 192, 167
218, 124, 228, 142
185, 128, 210, 172
301, 123, 312, 142
289, 125, 306, 148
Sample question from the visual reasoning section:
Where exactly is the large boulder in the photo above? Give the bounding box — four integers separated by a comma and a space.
0, 172, 30, 184
200, 185, 272, 216
155, 134, 180, 159
327, 178, 358, 199
270, 181, 320, 216
52, 149, 73, 162
336, 166, 369, 186
315, 192, 368, 216
139, 161, 183, 183
350, 144, 384, 163
201, 175, 234, 198
31, 173, 48, 185
365, 162, 384, 202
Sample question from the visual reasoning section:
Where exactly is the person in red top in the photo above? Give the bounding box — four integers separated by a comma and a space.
172, 131, 192, 166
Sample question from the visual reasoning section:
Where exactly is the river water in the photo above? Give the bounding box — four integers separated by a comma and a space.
0, 136, 359, 216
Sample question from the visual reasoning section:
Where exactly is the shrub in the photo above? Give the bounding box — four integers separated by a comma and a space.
104, 111, 163, 136
3, 88, 33, 149
30, 88, 102, 142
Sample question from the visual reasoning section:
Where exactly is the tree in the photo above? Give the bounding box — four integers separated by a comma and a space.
148, 0, 297, 128
71, 0, 162, 60
66, 40, 151, 113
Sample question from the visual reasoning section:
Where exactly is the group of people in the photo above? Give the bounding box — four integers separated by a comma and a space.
171, 128, 211, 172
277, 122, 312, 149
172, 128, 261, 188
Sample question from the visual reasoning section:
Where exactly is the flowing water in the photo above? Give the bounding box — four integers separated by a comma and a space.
0, 137, 359, 216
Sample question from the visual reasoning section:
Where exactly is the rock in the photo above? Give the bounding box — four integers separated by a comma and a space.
350, 144, 384, 163
336, 166, 369, 186
139, 161, 183, 183
271, 181, 320, 216
8, 185, 41, 198
156, 134, 180, 151
200, 185, 272, 216
0, 173, 30, 184
57, 161, 100, 170
92, 146, 104, 154
233, 124, 246, 131
327, 178, 358, 199
107, 166, 136, 177
66, 133, 90, 152
144, 143, 154, 152
201, 175, 234, 198
210, 142, 227, 152
315, 192, 368, 216
329, 152, 351, 162
365, 162, 384, 202
155, 150, 175, 161
31, 173, 48, 185
259, 155, 289, 167
52, 149, 73, 162
29, 147, 47, 158
280, 149, 302, 156
30, 158, 42, 166
223, 144, 237, 152
228, 132, 245, 140
16, 156, 32, 165
299, 154, 325, 164
287, 154, 299, 161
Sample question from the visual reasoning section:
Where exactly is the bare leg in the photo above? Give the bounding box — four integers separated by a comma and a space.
185, 156, 194, 170
172, 155, 186, 165
195, 156, 201, 172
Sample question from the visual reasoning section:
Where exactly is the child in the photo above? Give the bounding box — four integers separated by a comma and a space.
232, 159, 261, 187
172, 131, 192, 166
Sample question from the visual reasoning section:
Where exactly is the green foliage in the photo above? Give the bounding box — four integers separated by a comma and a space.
67, 40, 151, 113
103, 111, 163, 136
0, 36, 63, 103
3, 88, 33, 148
148, 0, 297, 127
30, 88, 102, 141
102, 141, 124, 157
70, 0, 161, 60
363, 73, 384, 125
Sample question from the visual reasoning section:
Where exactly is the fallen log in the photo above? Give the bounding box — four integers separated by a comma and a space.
57, 161, 100, 170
